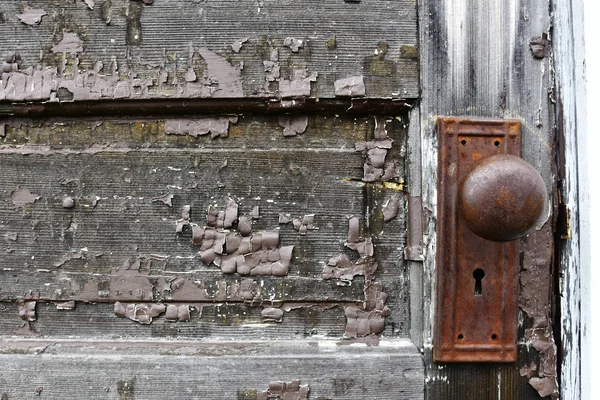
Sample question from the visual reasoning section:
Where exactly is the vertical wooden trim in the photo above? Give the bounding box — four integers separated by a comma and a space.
552, 0, 589, 398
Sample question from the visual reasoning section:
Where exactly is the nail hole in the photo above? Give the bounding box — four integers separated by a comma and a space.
461, 139, 467, 146
494, 140, 500, 147
491, 333, 498, 340
458, 333, 464, 340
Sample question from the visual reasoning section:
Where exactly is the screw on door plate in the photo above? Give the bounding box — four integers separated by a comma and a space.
434, 117, 522, 363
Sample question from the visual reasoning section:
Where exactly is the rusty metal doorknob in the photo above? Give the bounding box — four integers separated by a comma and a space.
457, 154, 546, 242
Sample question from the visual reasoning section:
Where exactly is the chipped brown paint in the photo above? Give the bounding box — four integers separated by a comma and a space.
165, 117, 239, 139
177, 198, 294, 276
114, 302, 166, 324
355, 117, 400, 182
382, 193, 401, 222
321, 215, 390, 337
16, 7, 46, 25
518, 223, 559, 398
284, 37, 304, 53
0, 45, 245, 101
279, 69, 317, 98
278, 116, 309, 137
261, 307, 284, 322
232, 38, 249, 53
279, 214, 318, 235
151, 192, 173, 207
256, 380, 309, 400
334, 76, 366, 97
11, 186, 40, 206
16, 300, 36, 321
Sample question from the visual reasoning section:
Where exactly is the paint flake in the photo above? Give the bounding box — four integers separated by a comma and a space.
279, 69, 317, 98
16, 7, 46, 25
278, 116, 309, 136
334, 76, 366, 97
231, 38, 248, 53
51, 32, 84, 54
257, 380, 309, 400
165, 117, 238, 138
11, 186, 40, 206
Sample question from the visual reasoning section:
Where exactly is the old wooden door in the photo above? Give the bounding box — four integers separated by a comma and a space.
0, 0, 560, 399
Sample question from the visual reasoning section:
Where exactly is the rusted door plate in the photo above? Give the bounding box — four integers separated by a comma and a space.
434, 117, 520, 362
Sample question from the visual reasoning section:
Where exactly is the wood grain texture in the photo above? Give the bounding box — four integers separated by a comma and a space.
417, 0, 556, 398
0, 339, 423, 399
0, 0, 418, 100
0, 114, 410, 340
552, 0, 588, 398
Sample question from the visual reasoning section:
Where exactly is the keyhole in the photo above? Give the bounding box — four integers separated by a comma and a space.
473, 268, 485, 296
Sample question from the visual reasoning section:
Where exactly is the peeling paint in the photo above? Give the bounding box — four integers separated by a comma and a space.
198, 48, 244, 97
17, 300, 36, 321
175, 205, 191, 233
55, 300, 76, 310
355, 117, 399, 182
530, 33, 550, 59
284, 37, 304, 52
279, 214, 318, 235
11, 186, 40, 206
278, 115, 309, 136
114, 301, 166, 324
165, 304, 190, 322
51, 32, 84, 54
152, 192, 173, 207
16, 7, 46, 25
231, 38, 248, 53
345, 282, 390, 337
13, 322, 39, 337
334, 76, 366, 97
165, 116, 238, 139
257, 380, 309, 400
178, 198, 295, 276
382, 193, 401, 221
261, 307, 284, 322
323, 254, 372, 286
279, 69, 317, 98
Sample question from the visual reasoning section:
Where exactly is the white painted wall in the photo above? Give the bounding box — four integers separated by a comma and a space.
583, 1, 599, 398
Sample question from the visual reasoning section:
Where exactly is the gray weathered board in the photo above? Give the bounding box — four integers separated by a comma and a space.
0, 112, 421, 398
0, 0, 419, 101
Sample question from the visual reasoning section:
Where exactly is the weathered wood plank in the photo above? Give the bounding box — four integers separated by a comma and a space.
0, 0, 419, 101
0, 113, 409, 342
0, 339, 423, 399
417, 0, 557, 398
552, 0, 588, 398
0, 294, 408, 339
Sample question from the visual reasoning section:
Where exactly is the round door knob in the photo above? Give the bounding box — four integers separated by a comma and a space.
458, 154, 547, 242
